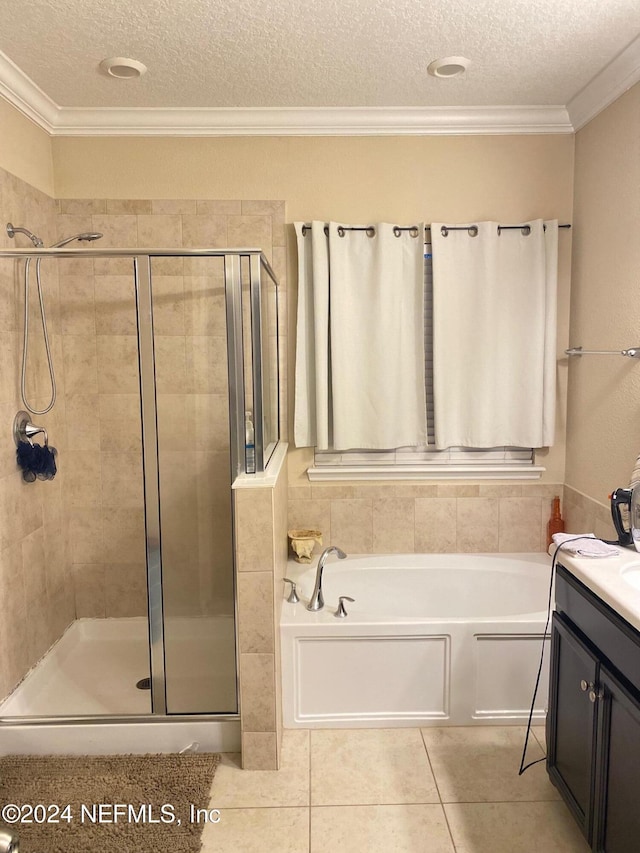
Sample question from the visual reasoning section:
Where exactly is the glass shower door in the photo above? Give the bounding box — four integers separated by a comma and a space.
150, 255, 237, 714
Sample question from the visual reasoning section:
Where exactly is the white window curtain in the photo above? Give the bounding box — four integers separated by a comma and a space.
431, 220, 558, 450
294, 222, 427, 451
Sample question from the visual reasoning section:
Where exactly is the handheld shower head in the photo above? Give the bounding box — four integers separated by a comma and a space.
50, 232, 103, 248
10, 226, 103, 419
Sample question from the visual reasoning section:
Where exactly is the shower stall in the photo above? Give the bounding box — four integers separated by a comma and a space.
0, 242, 280, 752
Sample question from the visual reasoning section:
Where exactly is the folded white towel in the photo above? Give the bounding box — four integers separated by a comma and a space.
551, 532, 619, 558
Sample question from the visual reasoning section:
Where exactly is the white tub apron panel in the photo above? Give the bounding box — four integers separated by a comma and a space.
295, 635, 449, 723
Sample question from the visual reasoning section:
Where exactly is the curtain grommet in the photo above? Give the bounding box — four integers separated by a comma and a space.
394, 226, 420, 238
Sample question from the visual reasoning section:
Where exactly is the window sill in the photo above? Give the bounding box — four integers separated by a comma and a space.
306, 464, 545, 481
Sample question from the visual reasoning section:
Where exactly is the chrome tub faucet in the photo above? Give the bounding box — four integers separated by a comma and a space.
306, 546, 347, 611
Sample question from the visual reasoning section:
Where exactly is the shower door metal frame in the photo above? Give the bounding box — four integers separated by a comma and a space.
249, 254, 265, 474
225, 253, 246, 481
134, 254, 167, 715
256, 258, 281, 466
0, 245, 280, 727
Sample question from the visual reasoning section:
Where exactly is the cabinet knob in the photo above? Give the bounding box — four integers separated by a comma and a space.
589, 687, 604, 703
580, 679, 594, 692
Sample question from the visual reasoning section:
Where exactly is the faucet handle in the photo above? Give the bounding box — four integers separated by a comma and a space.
334, 596, 355, 618
283, 578, 300, 604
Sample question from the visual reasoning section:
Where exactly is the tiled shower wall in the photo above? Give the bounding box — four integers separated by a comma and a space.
0, 165, 74, 700
288, 483, 566, 554
56, 197, 287, 620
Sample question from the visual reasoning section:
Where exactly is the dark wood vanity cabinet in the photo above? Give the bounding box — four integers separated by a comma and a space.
594, 667, 640, 850
547, 610, 598, 837
547, 565, 640, 852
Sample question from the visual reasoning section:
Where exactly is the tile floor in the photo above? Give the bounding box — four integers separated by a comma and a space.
200, 726, 591, 852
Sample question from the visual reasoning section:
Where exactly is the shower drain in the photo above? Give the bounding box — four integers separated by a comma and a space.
136, 677, 151, 690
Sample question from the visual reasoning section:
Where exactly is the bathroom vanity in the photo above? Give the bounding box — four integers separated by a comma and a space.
548, 552, 640, 852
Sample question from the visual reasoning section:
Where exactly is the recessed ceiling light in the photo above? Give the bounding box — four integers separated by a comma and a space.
427, 56, 470, 78
99, 57, 147, 79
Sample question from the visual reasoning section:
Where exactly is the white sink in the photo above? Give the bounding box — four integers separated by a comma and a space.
620, 561, 640, 591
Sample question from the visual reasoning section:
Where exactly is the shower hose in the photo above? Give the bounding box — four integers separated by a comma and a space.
21, 255, 56, 416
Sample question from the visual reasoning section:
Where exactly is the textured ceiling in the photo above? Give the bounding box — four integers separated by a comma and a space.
0, 0, 638, 109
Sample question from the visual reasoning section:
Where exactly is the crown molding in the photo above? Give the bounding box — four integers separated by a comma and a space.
567, 33, 640, 130
47, 104, 572, 136
0, 50, 57, 132
0, 37, 637, 137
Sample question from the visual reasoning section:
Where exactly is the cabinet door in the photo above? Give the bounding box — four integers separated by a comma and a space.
593, 665, 640, 853
547, 612, 599, 841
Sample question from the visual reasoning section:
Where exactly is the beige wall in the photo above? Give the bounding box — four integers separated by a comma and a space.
52, 133, 575, 487
52, 135, 573, 223
566, 82, 640, 511
0, 99, 54, 196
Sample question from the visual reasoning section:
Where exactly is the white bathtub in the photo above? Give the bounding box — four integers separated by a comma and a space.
280, 553, 552, 728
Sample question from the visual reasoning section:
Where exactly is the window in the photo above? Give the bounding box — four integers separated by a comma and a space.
309, 244, 542, 481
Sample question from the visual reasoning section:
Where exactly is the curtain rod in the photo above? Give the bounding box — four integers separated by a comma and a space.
301, 223, 571, 237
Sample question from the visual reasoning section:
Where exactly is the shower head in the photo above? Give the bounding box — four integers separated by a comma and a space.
6, 222, 44, 248
50, 232, 104, 248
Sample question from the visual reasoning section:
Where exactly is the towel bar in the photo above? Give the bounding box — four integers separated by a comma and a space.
565, 346, 640, 358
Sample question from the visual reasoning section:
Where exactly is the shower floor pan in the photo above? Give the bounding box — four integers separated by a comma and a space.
0, 616, 240, 755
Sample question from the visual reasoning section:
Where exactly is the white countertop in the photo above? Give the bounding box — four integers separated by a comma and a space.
553, 546, 640, 633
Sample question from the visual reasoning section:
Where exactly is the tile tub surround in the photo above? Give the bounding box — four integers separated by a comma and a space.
287, 482, 565, 555
563, 484, 617, 542
199, 727, 589, 852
